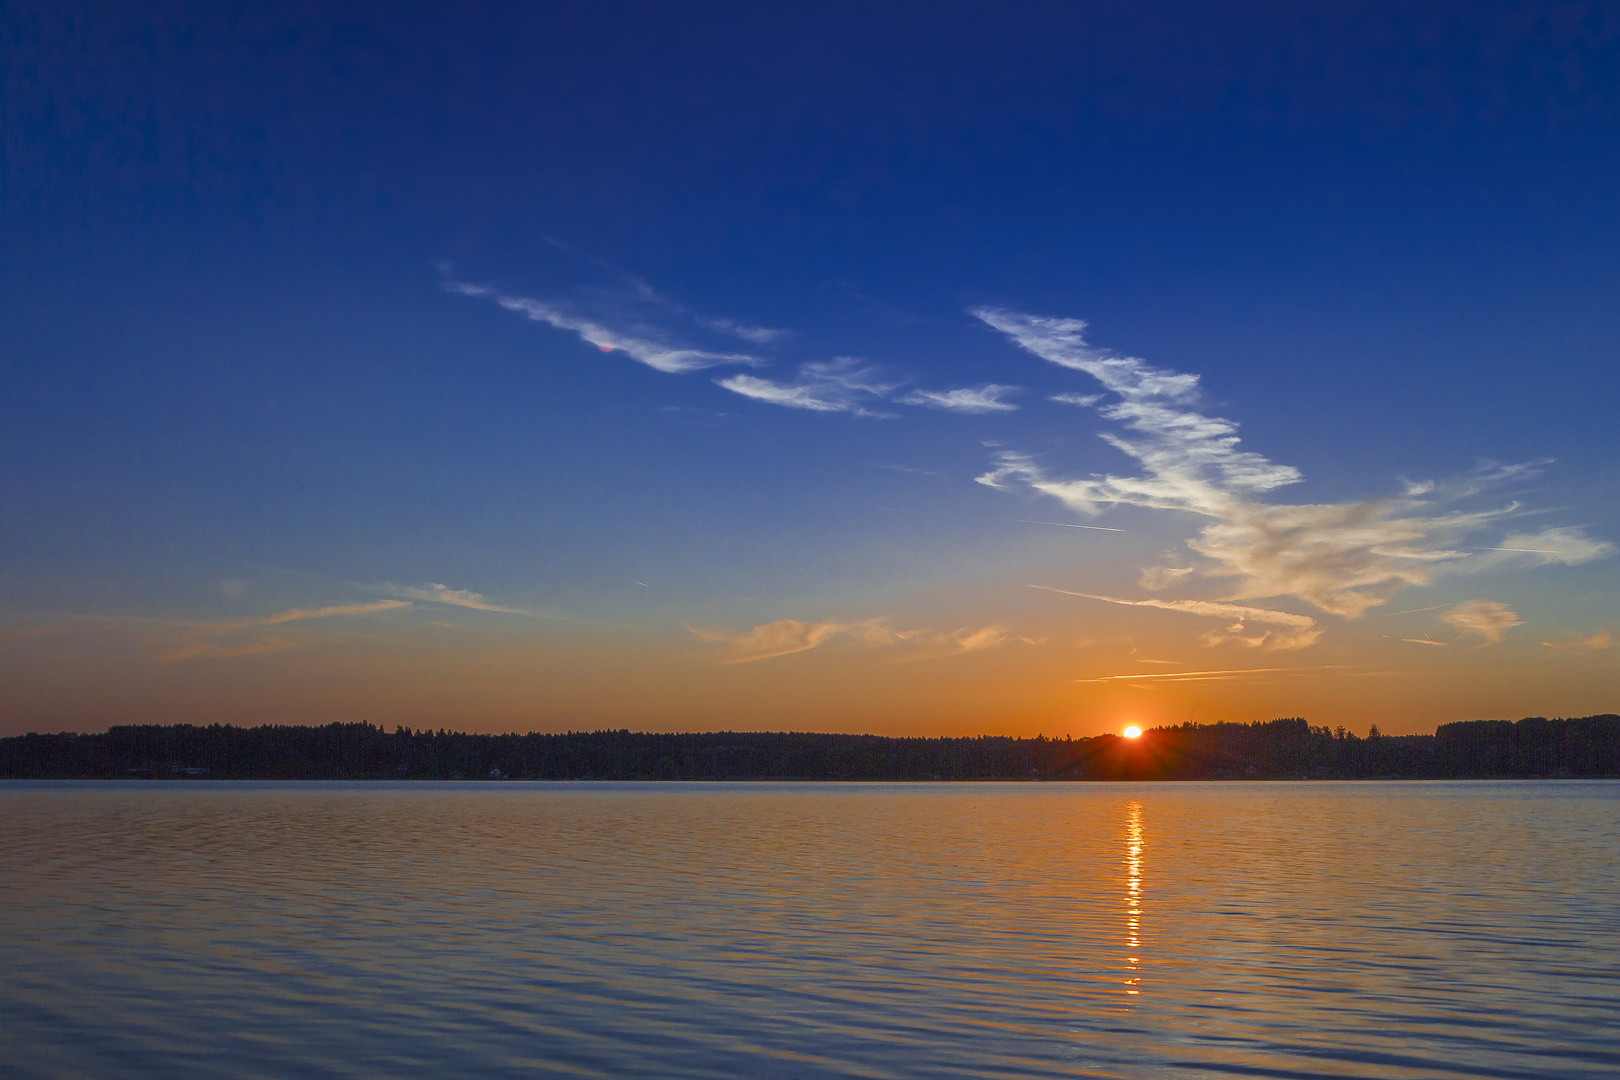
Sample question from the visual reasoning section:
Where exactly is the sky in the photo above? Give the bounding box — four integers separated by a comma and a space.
3, 1, 1618, 737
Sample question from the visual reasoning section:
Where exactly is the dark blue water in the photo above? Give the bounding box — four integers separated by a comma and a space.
2, 780, 1616, 1078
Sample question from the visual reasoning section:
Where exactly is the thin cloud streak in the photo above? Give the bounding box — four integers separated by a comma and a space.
690, 617, 920, 663
384, 583, 524, 614
1075, 666, 1293, 683
446, 281, 760, 374
259, 600, 412, 624
157, 599, 413, 662
699, 316, 789, 344
899, 384, 1021, 413
1007, 518, 1126, 532
718, 358, 896, 417
690, 616, 1013, 664
1029, 584, 1321, 649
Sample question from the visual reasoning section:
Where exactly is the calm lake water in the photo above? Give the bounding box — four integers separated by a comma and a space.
2, 781, 1617, 1079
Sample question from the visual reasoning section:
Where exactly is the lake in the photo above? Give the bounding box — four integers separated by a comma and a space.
2, 780, 1616, 1078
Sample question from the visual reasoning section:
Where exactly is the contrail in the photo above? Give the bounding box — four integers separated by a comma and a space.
1075, 667, 1289, 683
1374, 604, 1448, 617
1005, 519, 1125, 532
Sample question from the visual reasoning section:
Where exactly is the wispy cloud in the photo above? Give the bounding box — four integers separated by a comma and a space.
717, 358, 896, 417
258, 600, 412, 624
1541, 630, 1615, 652
383, 583, 523, 614
947, 625, 1012, 652
699, 316, 789, 344
1138, 565, 1195, 589
690, 617, 1014, 663
1076, 666, 1295, 683
158, 600, 412, 662
445, 281, 760, 374
975, 309, 1203, 401
691, 617, 918, 663
1029, 585, 1321, 649
975, 308, 1613, 628
1440, 600, 1524, 644
1468, 528, 1615, 570
899, 384, 1021, 414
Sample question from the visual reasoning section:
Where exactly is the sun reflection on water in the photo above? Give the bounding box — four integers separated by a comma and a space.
1125, 799, 1144, 997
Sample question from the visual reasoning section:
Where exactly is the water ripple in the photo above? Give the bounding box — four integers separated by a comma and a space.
2, 780, 1616, 1078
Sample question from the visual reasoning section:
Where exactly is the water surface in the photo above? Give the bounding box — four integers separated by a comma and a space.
2, 780, 1616, 1078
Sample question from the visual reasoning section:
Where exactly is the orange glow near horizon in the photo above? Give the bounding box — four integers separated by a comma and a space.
1122, 725, 1143, 739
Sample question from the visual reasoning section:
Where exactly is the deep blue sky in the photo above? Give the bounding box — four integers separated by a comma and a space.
4, 2, 1617, 734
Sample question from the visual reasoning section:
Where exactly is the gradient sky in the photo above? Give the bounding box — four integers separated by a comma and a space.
4, 2, 1618, 737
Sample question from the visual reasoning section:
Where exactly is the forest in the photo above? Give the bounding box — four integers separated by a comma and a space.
1, 715, 1616, 780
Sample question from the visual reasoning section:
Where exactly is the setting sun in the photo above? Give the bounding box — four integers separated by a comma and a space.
1122, 725, 1143, 739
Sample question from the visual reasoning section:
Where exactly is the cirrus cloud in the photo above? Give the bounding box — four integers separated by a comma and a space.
445, 281, 760, 374
899, 384, 1021, 414
1028, 585, 1322, 650
975, 308, 1612, 629
717, 358, 897, 417
689, 616, 1015, 664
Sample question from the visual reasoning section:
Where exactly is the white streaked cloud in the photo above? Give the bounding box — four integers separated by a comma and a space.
446, 281, 760, 374
1440, 600, 1524, 644
975, 308, 1612, 628
974, 308, 1202, 401
690, 617, 1015, 663
258, 600, 412, 624
899, 384, 1021, 414
1077, 666, 1292, 683
717, 358, 896, 417
690, 617, 918, 663
384, 583, 522, 614
1029, 585, 1321, 650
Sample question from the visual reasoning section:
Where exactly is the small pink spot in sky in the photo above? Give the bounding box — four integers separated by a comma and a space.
597, 344, 614, 352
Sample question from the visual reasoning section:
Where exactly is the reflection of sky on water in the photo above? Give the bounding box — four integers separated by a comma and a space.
3, 781, 1617, 1079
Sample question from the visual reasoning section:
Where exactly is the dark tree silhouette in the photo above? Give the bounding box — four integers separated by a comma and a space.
2, 715, 1615, 780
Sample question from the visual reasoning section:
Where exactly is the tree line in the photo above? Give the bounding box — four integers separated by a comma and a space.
1, 715, 1615, 780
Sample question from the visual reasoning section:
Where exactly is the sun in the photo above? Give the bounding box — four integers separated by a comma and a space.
1122, 725, 1143, 739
